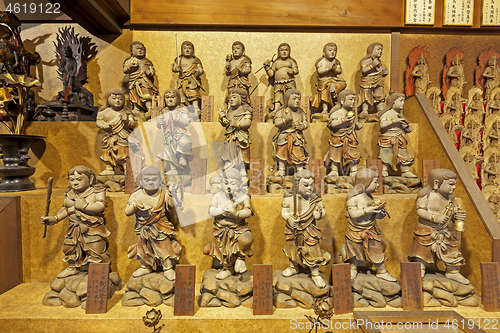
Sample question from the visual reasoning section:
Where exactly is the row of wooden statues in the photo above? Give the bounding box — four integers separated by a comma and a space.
41, 165, 474, 309
94, 87, 419, 194
120, 40, 388, 122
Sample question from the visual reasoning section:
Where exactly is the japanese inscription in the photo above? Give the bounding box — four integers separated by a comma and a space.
253, 264, 273, 315
174, 265, 196, 316
86, 263, 110, 314
331, 263, 353, 315
249, 158, 265, 195
401, 262, 423, 311
405, 0, 436, 25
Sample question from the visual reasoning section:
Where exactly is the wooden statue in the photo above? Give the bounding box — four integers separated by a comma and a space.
123, 41, 158, 120
156, 89, 193, 176
205, 168, 254, 280
377, 92, 416, 178
225, 41, 252, 106
340, 168, 396, 281
408, 168, 469, 284
324, 89, 361, 177
281, 169, 329, 288
41, 166, 110, 278
272, 89, 308, 176
310, 42, 346, 114
219, 88, 253, 171
172, 41, 204, 112
125, 165, 182, 281
264, 43, 299, 113
96, 89, 137, 176
359, 42, 388, 121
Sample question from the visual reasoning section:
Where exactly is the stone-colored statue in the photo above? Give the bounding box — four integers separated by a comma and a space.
482, 56, 499, 101
310, 43, 346, 114
341, 168, 396, 281
41, 166, 110, 278
123, 41, 158, 119
486, 120, 500, 149
324, 89, 361, 177
460, 120, 483, 152
408, 168, 469, 284
156, 89, 193, 176
205, 168, 254, 280
483, 153, 500, 187
281, 169, 329, 288
264, 43, 299, 112
172, 41, 204, 111
463, 153, 480, 180
411, 54, 430, 94
225, 41, 252, 105
377, 93, 416, 178
125, 165, 182, 281
464, 87, 485, 122
486, 87, 500, 116
447, 55, 466, 94
359, 42, 388, 119
272, 89, 308, 176
219, 88, 252, 171
61, 46, 77, 95
96, 89, 137, 176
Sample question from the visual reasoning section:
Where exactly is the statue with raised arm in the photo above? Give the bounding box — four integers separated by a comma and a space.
123, 41, 158, 120
263, 43, 299, 113
272, 89, 308, 176
482, 56, 500, 101
41, 166, 110, 278
408, 168, 469, 284
281, 169, 330, 288
310, 43, 346, 114
377, 92, 416, 178
156, 89, 193, 176
341, 168, 396, 281
411, 53, 430, 94
205, 168, 254, 280
219, 88, 252, 171
324, 89, 361, 178
172, 41, 204, 113
125, 165, 182, 281
359, 42, 388, 120
225, 41, 252, 106
96, 89, 137, 176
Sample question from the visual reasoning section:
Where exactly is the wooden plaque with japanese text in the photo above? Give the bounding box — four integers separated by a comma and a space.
422, 159, 439, 187
86, 263, 110, 314
401, 262, 423, 311
125, 153, 143, 194
300, 96, 311, 122
150, 95, 163, 119
308, 159, 325, 194
201, 96, 214, 122
248, 159, 265, 195
191, 158, 207, 194
174, 265, 196, 316
481, 262, 500, 312
251, 96, 265, 123
366, 159, 383, 195
253, 265, 273, 315
331, 263, 353, 315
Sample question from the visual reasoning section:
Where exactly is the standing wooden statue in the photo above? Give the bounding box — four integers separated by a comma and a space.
359, 42, 388, 121
225, 41, 252, 106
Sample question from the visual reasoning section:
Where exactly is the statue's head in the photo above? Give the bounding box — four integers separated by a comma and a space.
221, 167, 242, 196
366, 42, 383, 59
181, 41, 195, 57
67, 165, 96, 192
294, 169, 315, 199
490, 153, 500, 162
277, 43, 291, 60
353, 168, 379, 194
386, 92, 405, 112
232, 41, 245, 58
323, 42, 337, 60
451, 55, 461, 66
130, 41, 146, 58
64, 46, 73, 58
105, 88, 125, 111
140, 165, 162, 191
164, 89, 181, 109
337, 89, 356, 109
284, 88, 301, 109
489, 55, 497, 67
417, 53, 426, 64
429, 168, 457, 197
229, 88, 247, 107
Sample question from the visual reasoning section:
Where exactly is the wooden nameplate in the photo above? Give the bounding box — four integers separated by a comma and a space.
253, 265, 273, 315
400, 262, 423, 311
331, 263, 353, 315
174, 265, 196, 316
86, 263, 110, 314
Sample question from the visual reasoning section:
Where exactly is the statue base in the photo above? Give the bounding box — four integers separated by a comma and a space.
97, 174, 125, 192
383, 176, 422, 194
324, 175, 354, 194
199, 269, 253, 308
266, 175, 293, 194
351, 271, 401, 308
273, 270, 330, 309
422, 272, 478, 307
310, 112, 329, 123
122, 272, 176, 307
42, 271, 121, 309
37, 100, 98, 121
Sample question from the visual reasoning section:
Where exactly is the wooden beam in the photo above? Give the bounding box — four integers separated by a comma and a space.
0, 197, 22, 295
390, 32, 400, 92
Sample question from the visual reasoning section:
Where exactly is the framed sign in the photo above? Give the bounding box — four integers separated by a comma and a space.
405, 0, 436, 25
443, 0, 474, 26
482, 0, 500, 25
